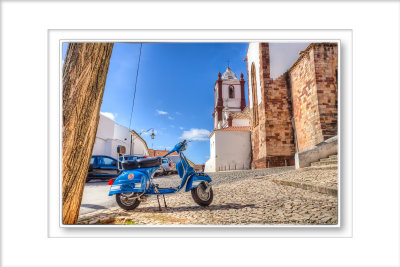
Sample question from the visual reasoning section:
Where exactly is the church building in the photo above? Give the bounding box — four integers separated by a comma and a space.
206, 42, 338, 172
246, 42, 338, 169
204, 67, 251, 172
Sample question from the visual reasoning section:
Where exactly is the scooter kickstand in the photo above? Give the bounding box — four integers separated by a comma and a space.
156, 195, 162, 211
162, 194, 168, 209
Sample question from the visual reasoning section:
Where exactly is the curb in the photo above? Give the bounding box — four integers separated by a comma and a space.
272, 179, 337, 197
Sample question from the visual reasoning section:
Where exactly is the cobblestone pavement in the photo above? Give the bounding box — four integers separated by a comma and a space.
271, 166, 337, 189
78, 167, 338, 225
271, 166, 338, 196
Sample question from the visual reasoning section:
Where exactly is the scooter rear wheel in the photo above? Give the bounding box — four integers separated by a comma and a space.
191, 182, 213, 206
116, 193, 141, 210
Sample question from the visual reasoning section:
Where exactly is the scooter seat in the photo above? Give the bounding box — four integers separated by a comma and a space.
122, 157, 162, 170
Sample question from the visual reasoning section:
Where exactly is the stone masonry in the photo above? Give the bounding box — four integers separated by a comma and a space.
249, 43, 338, 168
290, 43, 338, 151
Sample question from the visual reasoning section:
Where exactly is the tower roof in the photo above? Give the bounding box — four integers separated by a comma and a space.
221, 67, 238, 81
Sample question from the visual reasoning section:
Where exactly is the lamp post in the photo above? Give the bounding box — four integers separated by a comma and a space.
130, 128, 156, 155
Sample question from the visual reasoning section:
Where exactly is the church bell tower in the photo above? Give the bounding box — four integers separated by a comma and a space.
213, 67, 246, 129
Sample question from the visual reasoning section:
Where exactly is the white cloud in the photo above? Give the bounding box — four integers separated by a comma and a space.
179, 126, 184, 130
170, 125, 175, 128
180, 128, 210, 141
156, 109, 168, 115
168, 116, 174, 120
100, 111, 116, 121
176, 112, 182, 115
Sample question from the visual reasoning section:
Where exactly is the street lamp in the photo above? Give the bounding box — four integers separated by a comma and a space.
140, 128, 156, 139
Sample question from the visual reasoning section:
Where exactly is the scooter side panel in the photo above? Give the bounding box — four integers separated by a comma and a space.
108, 170, 148, 196
185, 173, 212, 192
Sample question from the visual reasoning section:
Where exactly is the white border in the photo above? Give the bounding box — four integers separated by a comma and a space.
49, 30, 351, 237
2, 1, 399, 266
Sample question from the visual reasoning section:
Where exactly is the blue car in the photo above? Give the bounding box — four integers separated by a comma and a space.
87, 155, 121, 182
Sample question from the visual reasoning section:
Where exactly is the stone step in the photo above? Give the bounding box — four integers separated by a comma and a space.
320, 157, 337, 163
329, 154, 338, 160
311, 160, 338, 167
307, 165, 338, 170
272, 179, 337, 197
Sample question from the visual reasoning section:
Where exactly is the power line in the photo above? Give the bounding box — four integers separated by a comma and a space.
128, 43, 143, 131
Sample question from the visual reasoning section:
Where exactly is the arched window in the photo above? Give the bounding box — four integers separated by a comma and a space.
251, 63, 259, 126
229, 85, 235, 98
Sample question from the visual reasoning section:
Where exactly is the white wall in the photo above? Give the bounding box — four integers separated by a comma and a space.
114, 123, 130, 144
232, 118, 250, 127
222, 83, 241, 109
132, 138, 149, 156
247, 42, 262, 107
205, 130, 251, 172
204, 134, 216, 172
92, 114, 149, 159
96, 115, 114, 140
92, 138, 107, 155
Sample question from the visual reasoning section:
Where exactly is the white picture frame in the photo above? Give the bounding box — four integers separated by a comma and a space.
1, 1, 399, 266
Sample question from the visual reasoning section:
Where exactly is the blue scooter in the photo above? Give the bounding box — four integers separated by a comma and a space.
108, 140, 213, 211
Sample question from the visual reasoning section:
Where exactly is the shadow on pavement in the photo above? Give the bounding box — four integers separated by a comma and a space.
134, 203, 258, 213
81, 204, 108, 209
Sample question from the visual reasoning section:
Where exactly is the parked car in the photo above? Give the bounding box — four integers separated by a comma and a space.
87, 155, 121, 182
166, 155, 179, 174
118, 155, 147, 162
155, 157, 174, 176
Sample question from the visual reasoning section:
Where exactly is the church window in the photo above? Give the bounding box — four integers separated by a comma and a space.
251, 63, 259, 126
229, 85, 235, 98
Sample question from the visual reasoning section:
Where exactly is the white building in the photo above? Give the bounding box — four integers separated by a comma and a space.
205, 67, 251, 172
92, 114, 149, 159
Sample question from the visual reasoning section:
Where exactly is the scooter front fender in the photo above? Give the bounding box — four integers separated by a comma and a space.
108, 170, 148, 196
185, 173, 212, 192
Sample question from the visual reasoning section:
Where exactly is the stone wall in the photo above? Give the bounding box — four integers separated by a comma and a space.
250, 43, 269, 168
247, 42, 338, 169
313, 44, 338, 140
250, 43, 295, 168
265, 73, 295, 158
289, 43, 338, 152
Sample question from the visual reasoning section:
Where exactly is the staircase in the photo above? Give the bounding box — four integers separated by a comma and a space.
310, 154, 338, 167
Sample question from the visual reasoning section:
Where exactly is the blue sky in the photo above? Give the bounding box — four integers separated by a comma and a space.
63, 42, 248, 164
62, 42, 308, 164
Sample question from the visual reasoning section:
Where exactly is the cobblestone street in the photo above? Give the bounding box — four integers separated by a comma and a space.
78, 167, 338, 225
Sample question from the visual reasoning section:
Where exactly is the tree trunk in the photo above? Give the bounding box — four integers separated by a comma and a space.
62, 43, 113, 224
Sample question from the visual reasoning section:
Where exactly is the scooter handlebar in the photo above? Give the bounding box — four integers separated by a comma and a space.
162, 140, 187, 158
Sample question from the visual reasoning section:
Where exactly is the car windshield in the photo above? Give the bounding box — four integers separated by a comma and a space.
120, 156, 136, 161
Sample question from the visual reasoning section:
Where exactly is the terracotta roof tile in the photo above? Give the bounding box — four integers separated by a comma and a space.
216, 126, 250, 131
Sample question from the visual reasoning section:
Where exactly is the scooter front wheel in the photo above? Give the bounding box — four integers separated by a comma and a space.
191, 182, 213, 206
116, 193, 141, 210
